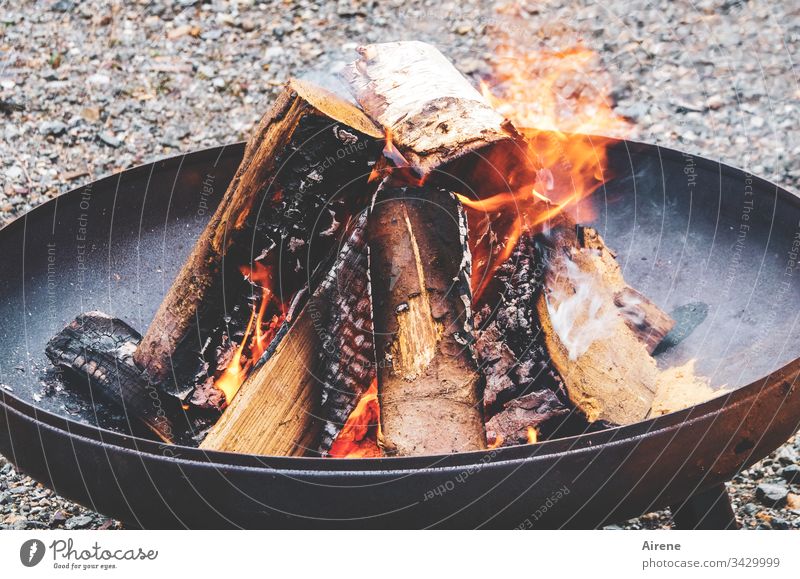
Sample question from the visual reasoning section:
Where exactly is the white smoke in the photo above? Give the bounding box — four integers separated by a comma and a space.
546, 257, 617, 360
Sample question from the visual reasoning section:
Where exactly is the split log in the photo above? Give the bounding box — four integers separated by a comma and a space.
369, 183, 485, 456
578, 227, 675, 354
134, 78, 382, 392
342, 41, 531, 189
45, 312, 175, 443
198, 300, 322, 456
200, 213, 376, 456
536, 219, 715, 424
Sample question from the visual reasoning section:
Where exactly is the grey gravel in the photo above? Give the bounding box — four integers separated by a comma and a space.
1, 0, 799, 530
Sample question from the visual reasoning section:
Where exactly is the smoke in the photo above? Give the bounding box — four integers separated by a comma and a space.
546, 257, 617, 360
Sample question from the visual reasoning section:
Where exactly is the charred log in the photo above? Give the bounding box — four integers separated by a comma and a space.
474, 230, 566, 418
312, 211, 377, 455
45, 312, 175, 443
199, 213, 377, 457
485, 390, 570, 448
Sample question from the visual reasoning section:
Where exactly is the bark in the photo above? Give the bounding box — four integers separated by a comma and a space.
341, 41, 529, 184
134, 79, 382, 393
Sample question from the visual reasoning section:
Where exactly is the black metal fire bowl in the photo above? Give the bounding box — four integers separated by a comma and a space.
0, 139, 798, 529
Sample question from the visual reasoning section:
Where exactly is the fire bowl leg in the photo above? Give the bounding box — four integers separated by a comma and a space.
670, 483, 739, 530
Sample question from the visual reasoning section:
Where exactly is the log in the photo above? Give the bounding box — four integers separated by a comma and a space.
341, 41, 540, 455
45, 312, 175, 443
200, 213, 376, 456
342, 41, 529, 185
312, 212, 377, 455
369, 183, 485, 456
474, 231, 566, 417
485, 390, 570, 448
134, 78, 382, 392
578, 226, 675, 354
199, 300, 321, 456
536, 220, 715, 424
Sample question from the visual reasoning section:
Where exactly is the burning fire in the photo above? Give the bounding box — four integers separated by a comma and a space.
331, 42, 634, 456
328, 379, 382, 458
461, 44, 632, 301
214, 262, 285, 404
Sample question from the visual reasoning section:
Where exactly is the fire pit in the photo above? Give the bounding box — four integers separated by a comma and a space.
0, 42, 798, 529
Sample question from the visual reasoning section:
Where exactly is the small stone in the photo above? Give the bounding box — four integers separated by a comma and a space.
741, 502, 758, 515
786, 493, 800, 511
4, 166, 23, 180
782, 464, 800, 484
81, 107, 101, 122
0, 491, 9, 505
771, 517, 790, 530
240, 20, 256, 32
756, 482, 788, 507
98, 131, 122, 148
87, 73, 110, 86
40, 121, 67, 136
9, 485, 30, 494
64, 514, 94, 529
706, 94, 725, 110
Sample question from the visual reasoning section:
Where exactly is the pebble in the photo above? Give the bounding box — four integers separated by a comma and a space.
755, 483, 789, 507
39, 121, 67, 136
64, 514, 95, 530
782, 464, 800, 484
98, 131, 122, 148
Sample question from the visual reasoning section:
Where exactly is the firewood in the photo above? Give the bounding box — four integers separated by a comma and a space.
341, 41, 529, 184
341, 41, 541, 456
198, 300, 322, 456
474, 231, 566, 417
200, 214, 375, 457
45, 312, 175, 443
536, 219, 715, 424
134, 78, 382, 392
485, 390, 570, 448
312, 212, 377, 455
578, 227, 675, 354
369, 183, 485, 456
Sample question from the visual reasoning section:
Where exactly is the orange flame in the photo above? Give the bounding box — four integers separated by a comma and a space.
214, 262, 285, 405
328, 378, 382, 458
369, 127, 424, 187
526, 426, 538, 445
487, 434, 505, 450
463, 45, 633, 301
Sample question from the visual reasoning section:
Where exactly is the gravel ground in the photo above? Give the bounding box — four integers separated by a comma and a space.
1, 0, 798, 529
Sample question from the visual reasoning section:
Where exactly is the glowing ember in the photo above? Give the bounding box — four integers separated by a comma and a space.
526, 426, 538, 445
214, 262, 285, 404
487, 435, 505, 450
461, 44, 633, 301
328, 379, 382, 458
